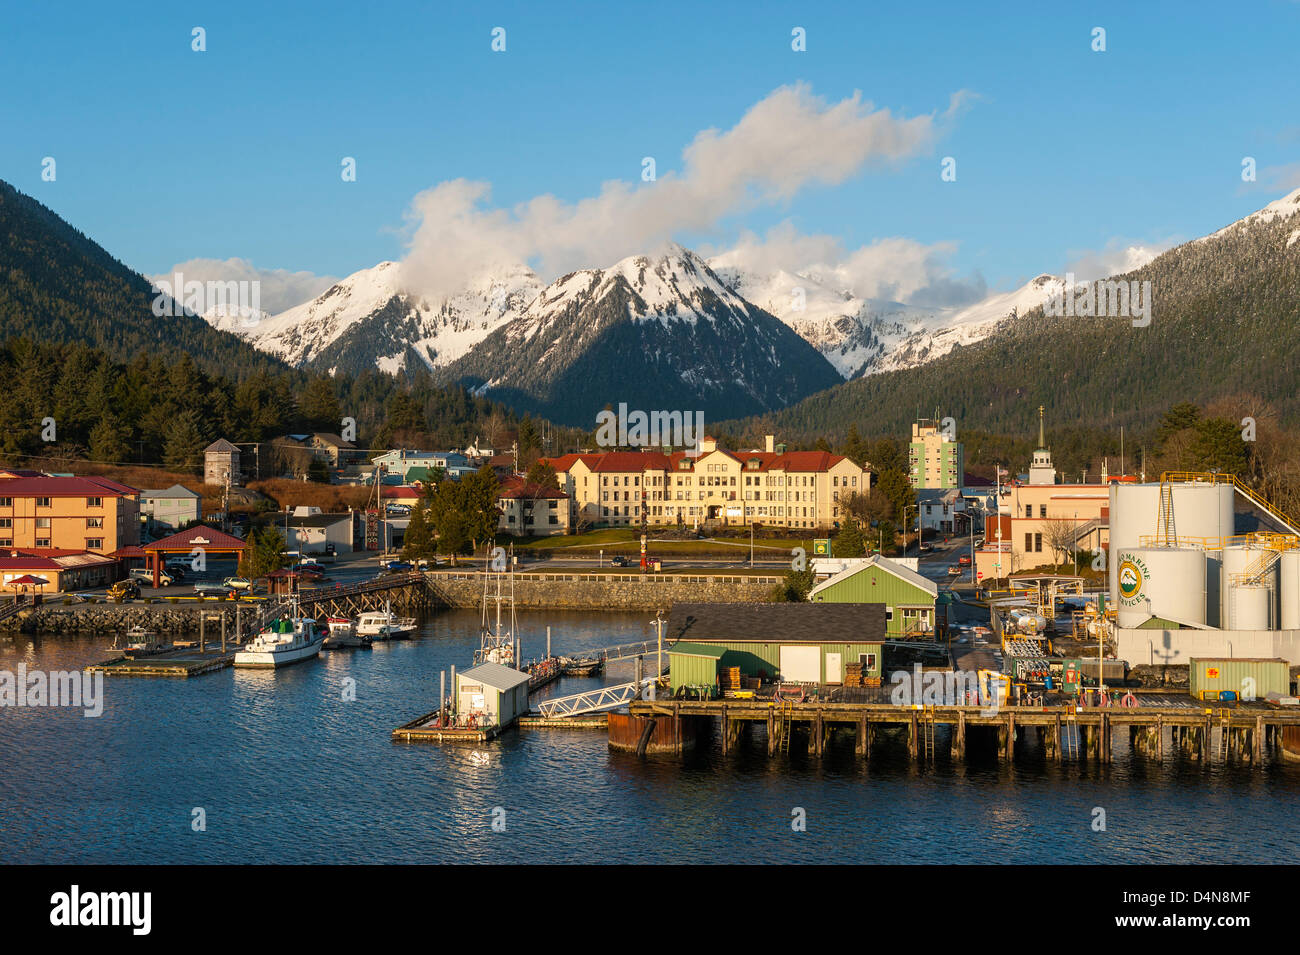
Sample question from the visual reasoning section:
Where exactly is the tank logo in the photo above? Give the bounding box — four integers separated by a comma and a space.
1118, 555, 1148, 605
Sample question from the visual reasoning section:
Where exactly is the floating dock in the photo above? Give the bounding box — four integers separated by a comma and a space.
87, 650, 234, 678
391, 709, 503, 743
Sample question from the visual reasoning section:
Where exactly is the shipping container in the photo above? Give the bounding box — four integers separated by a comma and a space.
1188, 658, 1289, 702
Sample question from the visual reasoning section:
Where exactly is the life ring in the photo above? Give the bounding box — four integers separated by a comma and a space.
1121, 692, 1138, 708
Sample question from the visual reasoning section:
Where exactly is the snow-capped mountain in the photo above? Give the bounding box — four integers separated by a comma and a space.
708, 258, 1058, 379
224, 260, 544, 377
435, 244, 841, 425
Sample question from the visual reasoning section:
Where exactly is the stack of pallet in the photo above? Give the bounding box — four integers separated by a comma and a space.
844, 662, 864, 687
718, 666, 742, 691
742, 676, 761, 691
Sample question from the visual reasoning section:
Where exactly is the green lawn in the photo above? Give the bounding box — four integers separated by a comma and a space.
498, 528, 823, 556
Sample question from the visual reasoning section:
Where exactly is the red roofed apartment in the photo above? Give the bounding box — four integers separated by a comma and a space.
0, 475, 140, 555
541, 435, 871, 530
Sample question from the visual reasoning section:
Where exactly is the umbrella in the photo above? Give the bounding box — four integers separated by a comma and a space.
6, 574, 49, 587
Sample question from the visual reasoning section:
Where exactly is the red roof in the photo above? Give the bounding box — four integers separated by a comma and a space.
110, 545, 147, 558
144, 524, 246, 551
382, 485, 423, 500
591, 451, 671, 472
0, 556, 61, 570
498, 477, 568, 500
540, 453, 603, 473
0, 475, 137, 497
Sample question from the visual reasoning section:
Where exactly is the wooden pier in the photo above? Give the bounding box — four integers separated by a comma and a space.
627, 698, 1300, 765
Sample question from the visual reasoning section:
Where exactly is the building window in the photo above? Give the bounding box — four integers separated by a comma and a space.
87, 497, 103, 507
1025, 532, 1033, 552
36, 538, 51, 548
86, 517, 104, 529
0, 497, 11, 507
36, 497, 51, 508
1039, 505, 1046, 518
86, 538, 104, 550
1035, 533, 1043, 552
35, 517, 50, 529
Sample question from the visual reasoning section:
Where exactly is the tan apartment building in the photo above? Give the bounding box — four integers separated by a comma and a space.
544, 436, 871, 531
0, 475, 140, 554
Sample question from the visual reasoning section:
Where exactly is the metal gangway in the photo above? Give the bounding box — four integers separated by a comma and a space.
534, 679, 656, 718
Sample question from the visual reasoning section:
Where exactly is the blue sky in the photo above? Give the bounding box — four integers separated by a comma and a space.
2, 0, 1297, 308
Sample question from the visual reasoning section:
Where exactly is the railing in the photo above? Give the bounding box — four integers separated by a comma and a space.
296, 571, 426, 605
534, 679, 655, 718
1159, 471, 1300, 536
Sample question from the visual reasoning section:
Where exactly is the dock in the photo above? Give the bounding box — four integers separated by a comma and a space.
626, 697, 1300, 764
392, 709, 503, 743
87, 650, 235, 678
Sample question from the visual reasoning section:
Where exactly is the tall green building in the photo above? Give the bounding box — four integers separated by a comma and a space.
909, 419, 964, 489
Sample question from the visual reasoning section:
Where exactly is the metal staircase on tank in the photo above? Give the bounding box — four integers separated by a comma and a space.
1155, 479, 1178, 546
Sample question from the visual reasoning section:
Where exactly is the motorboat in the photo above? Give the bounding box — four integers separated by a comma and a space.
234, 601, 326, 668
322, 616, 372, 650
355, 601, 417, 640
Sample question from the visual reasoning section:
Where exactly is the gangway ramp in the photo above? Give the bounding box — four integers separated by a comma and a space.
534, 679, 655, 719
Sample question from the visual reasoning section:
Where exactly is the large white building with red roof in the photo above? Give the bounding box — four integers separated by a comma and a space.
543, 435, 871, 530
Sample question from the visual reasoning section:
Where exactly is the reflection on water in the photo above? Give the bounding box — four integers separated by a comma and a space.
1, 610, 1298, 864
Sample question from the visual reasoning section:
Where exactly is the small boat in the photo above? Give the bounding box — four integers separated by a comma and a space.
118, 626, 169, 658
562, 656, 605, 677
356, 602, 417, 640
322, 616, 372, 650
234, 600, 326, 668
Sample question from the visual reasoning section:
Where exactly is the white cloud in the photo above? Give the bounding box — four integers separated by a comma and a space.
1063, 238, 1177, 282
705, 221, 988, 308
149, 258, 338, 316
397, 84, 968, 299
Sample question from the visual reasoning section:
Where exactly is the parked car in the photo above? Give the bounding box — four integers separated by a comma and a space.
107, 580, 141, 600
958, 555, 971, 566
384, 561, 414, 573
129, 567, 175, 586
163, 562, 188, 580
194, 582, 233, 597
222, 576, 252, 591
610, 555, 628, 567
947, 566, 963, 576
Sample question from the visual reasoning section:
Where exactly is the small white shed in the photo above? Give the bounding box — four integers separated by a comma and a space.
456, 663, 532, 728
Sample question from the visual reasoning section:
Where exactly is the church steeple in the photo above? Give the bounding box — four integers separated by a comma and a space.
1029, 405, 1057, 485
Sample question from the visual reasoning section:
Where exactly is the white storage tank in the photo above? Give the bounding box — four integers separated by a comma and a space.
1114, 546, 1206, 628
1278, 549, 1300, 630
1226, 584, 1272, 630
1108, 481, 1232, 618
1220, 545, 1278, 630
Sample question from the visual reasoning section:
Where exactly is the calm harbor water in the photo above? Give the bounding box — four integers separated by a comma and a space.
1, 609, 1298, 865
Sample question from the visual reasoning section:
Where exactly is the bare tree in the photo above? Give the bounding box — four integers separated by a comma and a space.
1042, 518, 1078, 569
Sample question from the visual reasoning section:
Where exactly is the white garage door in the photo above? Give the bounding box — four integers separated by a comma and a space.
779, 645, 821, 683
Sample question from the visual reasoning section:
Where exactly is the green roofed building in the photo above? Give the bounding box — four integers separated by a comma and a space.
665, 602, 885, 692
808, 554, 939, 637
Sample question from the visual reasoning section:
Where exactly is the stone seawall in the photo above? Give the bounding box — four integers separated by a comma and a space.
0, 572, 783, 633
1, 603, 244, 635
425, 571, 781, 612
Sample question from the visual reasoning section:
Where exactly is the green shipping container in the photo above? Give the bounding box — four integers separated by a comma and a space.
668, 642, 725, 693
1188, 658, 1290, 701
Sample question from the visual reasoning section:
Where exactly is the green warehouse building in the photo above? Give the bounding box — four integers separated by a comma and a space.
666, 602, 886, 693
808, 555, 939, 637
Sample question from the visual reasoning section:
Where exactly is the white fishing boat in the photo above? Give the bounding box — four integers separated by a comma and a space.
474, 561, 517, 667
234, 600, 326, 668
322, 616, 372, 650
355, 601, 417, 640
